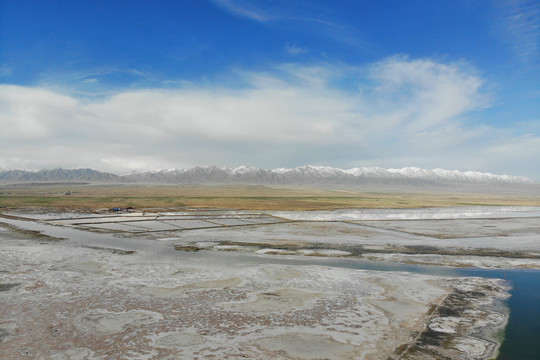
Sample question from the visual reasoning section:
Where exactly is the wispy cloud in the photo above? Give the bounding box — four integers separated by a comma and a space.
212, 0, 370, 51
285, 42, 308, 55
0, 65, 13, 77
127, 68, 159, 82
31, 67, 165, 99
82, 78, 98, 84
495, 0, 540, 64
212, 0, 272, 22
1, 57, 538, 178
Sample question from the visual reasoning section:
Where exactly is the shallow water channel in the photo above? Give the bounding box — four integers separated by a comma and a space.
2, 216, 539, 359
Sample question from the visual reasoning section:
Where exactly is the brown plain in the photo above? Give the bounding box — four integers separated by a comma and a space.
1, 183, 539, 211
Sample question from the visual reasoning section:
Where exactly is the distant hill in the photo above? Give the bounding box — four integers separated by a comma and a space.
0, 168, 120, 183
0, 165, 535, 187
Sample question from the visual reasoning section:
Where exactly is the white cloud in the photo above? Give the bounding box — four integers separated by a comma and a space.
366, 57, 490, 143
1, 57, 538, 179
0, 85, 79, 139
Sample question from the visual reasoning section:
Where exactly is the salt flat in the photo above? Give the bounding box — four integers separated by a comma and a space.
2, 207, 536, 358
0, 229, 507, 359
169, 208, 540, 269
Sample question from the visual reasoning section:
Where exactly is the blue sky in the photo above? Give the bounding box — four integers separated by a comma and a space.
1, 0, 539, 179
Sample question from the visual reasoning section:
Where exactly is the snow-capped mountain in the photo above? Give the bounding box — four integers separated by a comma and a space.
0, 166, 536, 185
343, 166, 535, 184
120, 165, 535, 185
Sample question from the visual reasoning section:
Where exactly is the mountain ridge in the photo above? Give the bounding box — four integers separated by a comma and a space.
0, 165, 536, 185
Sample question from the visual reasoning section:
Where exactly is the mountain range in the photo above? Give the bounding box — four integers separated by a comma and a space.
0, 165, 536, 186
